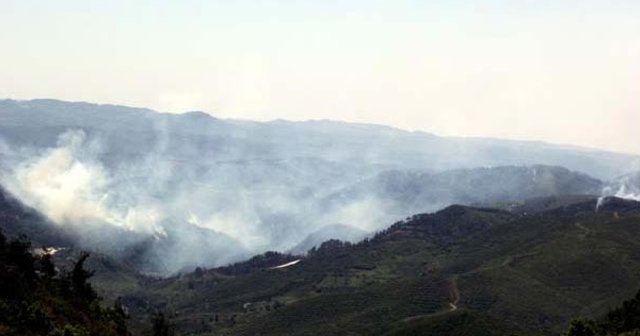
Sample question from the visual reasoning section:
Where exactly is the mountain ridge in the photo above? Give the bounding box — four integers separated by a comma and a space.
4, 98, 637, 157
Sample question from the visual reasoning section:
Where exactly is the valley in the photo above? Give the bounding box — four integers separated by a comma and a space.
3, 2, 640, 334
1, 100, 640, 335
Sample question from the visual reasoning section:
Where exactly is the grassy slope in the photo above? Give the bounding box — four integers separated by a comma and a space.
105, 198, 640, 335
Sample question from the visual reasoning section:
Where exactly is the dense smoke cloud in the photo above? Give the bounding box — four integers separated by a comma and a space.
2, 127, 633, 275
2, 130, 164, 234
1, 100, 638, 275
0, 129, 394, 273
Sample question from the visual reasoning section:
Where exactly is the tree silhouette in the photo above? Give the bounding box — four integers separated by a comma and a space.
565, 317, 598, 336
152, 311, 173, 336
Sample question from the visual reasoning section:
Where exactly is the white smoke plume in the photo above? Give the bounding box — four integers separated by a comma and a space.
0, 120, 626, 274
602, 175, 640, 201
0, 129, 391, 273
596, 174, 640, 211
1, 130, 164, 234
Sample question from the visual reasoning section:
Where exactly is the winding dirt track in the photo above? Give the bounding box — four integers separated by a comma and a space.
401, 252, 538, 323
574, 222, 590, 238
448, 277, 460, 311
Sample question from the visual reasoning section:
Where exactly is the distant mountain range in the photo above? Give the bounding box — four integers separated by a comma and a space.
1, 99, 639, 179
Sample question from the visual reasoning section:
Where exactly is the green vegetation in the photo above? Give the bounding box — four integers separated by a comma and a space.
4, 193, 640, 336
0, 230, 129, 336
565, 290, 640, 336
116, 197, 640, 335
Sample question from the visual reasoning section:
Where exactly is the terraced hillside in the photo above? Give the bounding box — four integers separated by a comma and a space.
117, 196, 640, 335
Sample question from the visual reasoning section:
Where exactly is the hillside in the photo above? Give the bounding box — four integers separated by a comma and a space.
0, 185, 248, 276
0, 185, 73, 247
0, 230, 129, 335
116, 196, 640, 335
324, 165, 604, 221
3, 170, 640, 335
0, 163, 610, 275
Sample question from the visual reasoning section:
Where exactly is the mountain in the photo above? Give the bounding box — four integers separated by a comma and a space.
1, 99, 638, 179
3, 148, 640, 335
0, 161, 609, 275
116, 197, 640, 335
324, 165, 604, 222
2, 98, 639, 273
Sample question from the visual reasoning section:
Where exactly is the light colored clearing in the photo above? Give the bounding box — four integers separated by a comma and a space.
270, 259, 301, 270
32, 247, 65, 256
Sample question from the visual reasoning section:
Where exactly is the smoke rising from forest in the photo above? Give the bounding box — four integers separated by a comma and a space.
0, 129, 393, 273
1, 100, 639, 274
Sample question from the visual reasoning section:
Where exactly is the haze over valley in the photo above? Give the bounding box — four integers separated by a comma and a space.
1, 98, 639, 276
2, 1, 640, 335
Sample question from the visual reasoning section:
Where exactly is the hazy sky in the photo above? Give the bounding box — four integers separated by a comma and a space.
1, 1, 639, 154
